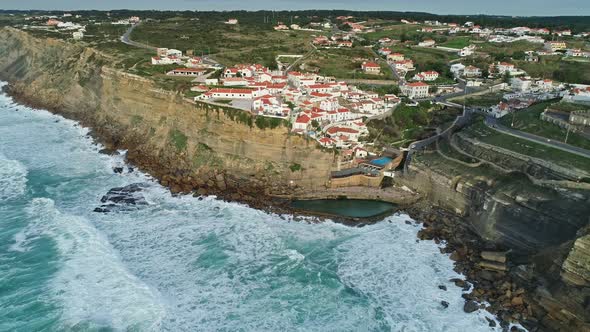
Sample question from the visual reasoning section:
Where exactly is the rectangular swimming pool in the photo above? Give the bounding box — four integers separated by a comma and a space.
369, 157, 393, 167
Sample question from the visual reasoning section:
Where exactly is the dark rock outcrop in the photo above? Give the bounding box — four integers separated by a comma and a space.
94, 183, 149, 213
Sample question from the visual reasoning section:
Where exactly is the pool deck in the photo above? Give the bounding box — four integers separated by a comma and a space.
288, 186, 422, 206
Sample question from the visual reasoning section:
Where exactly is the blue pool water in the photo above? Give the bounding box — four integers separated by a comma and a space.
370, 157, 393, 167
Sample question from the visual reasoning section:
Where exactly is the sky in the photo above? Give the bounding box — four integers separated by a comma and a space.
2, 0, 589, 16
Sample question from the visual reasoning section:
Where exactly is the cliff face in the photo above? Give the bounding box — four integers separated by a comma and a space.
397, 152, 590, 331
0, 28, 335, 199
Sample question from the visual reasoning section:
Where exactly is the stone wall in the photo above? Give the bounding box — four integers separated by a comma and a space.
329, 174, 382, 188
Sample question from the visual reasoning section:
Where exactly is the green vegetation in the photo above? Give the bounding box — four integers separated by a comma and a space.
131, 18, 314, 68
453, 92, 505, 108
464, 118, 590, 173
193, 142, 223, 168
440, 37, 471, 49
367, 102, 461, 147
499, 101, 590, 150
414, 151, 501, 181
289, 163, 302, 172
221, 107, 254, 127
130, 115, 143, 126
549, 102, 590, 113
304, 47, 393, 80
437, 138, 479, 163
169, 128, 188, 150
386, 45, 458, 76
515, 56, 590, 84
255, 116, 287, 130
356, 84, 400, 96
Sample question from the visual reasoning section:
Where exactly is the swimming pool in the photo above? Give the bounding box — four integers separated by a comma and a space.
369, 157, 393, 167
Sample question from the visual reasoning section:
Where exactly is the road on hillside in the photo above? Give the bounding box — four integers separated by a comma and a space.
284, 42, 317, 74
121, 23, 157, 51
485, 116, 590, 159
121, 23, 221, 67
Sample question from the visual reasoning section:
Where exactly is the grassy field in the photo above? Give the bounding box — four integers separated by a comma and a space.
499, 101, 590, 150
478, 41, 543, 56
464, 118, 590, 173
452, 92, 505, 108
386, 45, 459, 76
440, 37, 472, 49
516, 57, 590, 84
302, 47, 394, 79
362, 24, 424, 42
130, 18, 315, 68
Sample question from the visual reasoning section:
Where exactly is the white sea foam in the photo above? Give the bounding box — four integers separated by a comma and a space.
0, 81, 505, 332
0, 154, 28, 201
24, 198, 166, 331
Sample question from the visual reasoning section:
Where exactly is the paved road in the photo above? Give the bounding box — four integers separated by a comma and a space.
284, 42, 317, 74
485, 116, 590, 159
120, 23, 157, 51
121, 23, 221, 68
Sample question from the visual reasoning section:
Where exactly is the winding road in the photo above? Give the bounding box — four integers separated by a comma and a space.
485, 116, 590, 159
120, 23, 156, 51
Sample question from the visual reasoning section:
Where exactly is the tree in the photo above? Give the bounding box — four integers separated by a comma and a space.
502, 71, 511, 84
311, 119, 320, 129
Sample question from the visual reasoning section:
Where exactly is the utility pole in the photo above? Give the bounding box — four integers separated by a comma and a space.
565, 126, 570, 144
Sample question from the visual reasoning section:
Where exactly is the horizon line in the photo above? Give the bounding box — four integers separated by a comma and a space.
1, 9, 590, 18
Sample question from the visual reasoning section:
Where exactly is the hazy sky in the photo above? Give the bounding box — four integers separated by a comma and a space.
2, 0, 589, 16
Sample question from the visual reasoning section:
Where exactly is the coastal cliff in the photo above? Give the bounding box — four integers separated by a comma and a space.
0, 27, 335, 206
397, 151, 590, 331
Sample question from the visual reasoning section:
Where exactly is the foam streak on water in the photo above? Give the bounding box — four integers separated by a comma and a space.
0, 83, 499, 331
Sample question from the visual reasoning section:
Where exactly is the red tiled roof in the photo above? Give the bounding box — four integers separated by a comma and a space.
406, 82, 429, 87
362, 62, 380, 68
327, 127, 359, 134
295, 115, 311, 123
209, 88, 254, 94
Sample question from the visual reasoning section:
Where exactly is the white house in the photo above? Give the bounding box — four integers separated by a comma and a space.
361, 62, 381, 74
401, 82, 429, 99
544, 41, 566, 52
418, 39, 436, 47
463, 65, 482, 77
458, 45, 475, 57
413, 71, 439, 82
72, 30, 84, 39
511, 77, 532, 92
223, 77, 249, 86
167, 68, 206, 77
489, 102, 510, 118
151, 56, 183, 65
387, 53, 405, 62
450, 63, 466, 77
394, 60, 414, 71
496, 62, 517, 74
292, 114, 311, 132
198, 88, 269, 100
185, 57, 203, 68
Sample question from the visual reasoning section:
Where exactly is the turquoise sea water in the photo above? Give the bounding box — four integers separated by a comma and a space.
0, 84, 500, 331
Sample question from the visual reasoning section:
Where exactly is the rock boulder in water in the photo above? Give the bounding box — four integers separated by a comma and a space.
94, 183, 149, 213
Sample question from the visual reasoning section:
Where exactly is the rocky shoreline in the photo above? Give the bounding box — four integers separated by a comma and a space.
1, 83, 577, 332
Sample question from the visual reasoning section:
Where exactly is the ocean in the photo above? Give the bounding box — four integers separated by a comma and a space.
0, 83, 498, 331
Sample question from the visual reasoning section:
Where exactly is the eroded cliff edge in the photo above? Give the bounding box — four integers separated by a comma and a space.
0, 27, 335, 206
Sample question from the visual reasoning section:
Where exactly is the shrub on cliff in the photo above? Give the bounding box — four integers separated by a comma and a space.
169, 129, 188, 151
